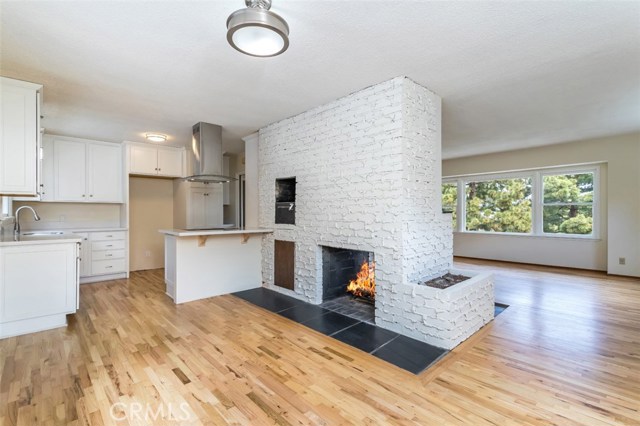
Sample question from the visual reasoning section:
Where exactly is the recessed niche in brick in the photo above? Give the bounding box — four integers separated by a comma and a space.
275, 177, 296, 225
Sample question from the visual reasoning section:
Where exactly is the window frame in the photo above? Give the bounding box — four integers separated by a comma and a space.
443, 164, 600, 240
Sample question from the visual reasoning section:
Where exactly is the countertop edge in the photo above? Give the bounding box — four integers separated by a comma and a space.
0, 236, 83, 246
159, 228, 273, 237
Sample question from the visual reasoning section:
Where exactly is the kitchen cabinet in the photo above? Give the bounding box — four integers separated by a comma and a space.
73, 230, 127, 281
45, 136, 123, 203
0, 241, 79, 338
75, 232, 92, 277
128, 143, 184, 177
189, 187, 223, 229
0, 77, 42, 196
173, 181, 223, 229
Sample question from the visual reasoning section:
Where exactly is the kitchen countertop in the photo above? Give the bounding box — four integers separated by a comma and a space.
0, 231, 83, 246
19, 227, 128, 233
159, 228, 273, 237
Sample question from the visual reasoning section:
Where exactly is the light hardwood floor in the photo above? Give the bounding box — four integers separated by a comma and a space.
1, 258, 639, 425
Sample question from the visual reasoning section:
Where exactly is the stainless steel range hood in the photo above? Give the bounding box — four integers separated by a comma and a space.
184, 122, 236, 183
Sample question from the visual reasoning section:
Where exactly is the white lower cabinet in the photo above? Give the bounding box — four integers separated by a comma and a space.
76, 230, 127, 282
76, 233, 92, 277
0, 241, 79, 338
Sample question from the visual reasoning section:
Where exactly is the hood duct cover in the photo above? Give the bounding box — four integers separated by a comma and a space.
185, 122, 236, 183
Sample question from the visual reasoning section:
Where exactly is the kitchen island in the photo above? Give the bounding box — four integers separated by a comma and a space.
159, 228, 272, 304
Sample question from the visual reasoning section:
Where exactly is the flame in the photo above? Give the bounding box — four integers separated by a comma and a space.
346, 261, 376, 300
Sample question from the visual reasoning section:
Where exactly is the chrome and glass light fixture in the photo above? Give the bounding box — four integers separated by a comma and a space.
227, 0, 289, 57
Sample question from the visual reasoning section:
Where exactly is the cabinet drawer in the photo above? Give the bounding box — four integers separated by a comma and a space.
90, 231, 125, 241
91, 259, 126, 275
91, 249, 125, 261
91, 240, 125, 251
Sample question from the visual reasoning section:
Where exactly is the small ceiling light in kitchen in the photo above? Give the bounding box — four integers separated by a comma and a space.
226, 0, 289, 57
145, 133, 167, 143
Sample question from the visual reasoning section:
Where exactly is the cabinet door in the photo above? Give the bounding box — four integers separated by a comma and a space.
54, 139, 87, 201
87, 143, 123, 202
204, 186, 223, 228
129, 145, 158, 175
76, 233, 91, 277
0, 83, 38, 195
0, 243, 77, 322
157, 148, 183, 177
39, 137, 54, 201
188, 189, 207, 229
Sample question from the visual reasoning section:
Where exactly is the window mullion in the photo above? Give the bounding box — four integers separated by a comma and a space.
533, 171, 542, 235
457, 179, 464, 232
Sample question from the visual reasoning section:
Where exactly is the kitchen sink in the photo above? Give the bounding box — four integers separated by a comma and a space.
21, 231, 65, 236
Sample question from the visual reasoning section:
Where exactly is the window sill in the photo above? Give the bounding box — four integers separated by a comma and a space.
453, 231, 601, 242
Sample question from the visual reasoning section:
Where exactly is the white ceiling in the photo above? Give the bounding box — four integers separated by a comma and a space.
1, 1, 639, 158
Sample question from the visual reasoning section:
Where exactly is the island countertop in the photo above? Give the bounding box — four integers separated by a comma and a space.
159, 228, 273, 237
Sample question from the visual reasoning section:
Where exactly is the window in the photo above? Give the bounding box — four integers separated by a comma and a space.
441, 182, 457, 228
442, 165, 599, 238
542, 172, 593, 235
465, 177, 532, 233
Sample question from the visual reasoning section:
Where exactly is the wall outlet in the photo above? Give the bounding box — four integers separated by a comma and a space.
145, 250, 151, 258
619, 257, 626, 265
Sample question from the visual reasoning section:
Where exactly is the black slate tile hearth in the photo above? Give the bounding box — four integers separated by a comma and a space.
233, 288, 306, 313
232, 287, 450, 375
301, 311, 360, 336
372, 335, 447, 374
278, 304, 331, 323
495, 302, 509, 316
332, 322, 398, 354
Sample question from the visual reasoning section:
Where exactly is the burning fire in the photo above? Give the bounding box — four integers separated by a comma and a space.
347, 261, 376, 301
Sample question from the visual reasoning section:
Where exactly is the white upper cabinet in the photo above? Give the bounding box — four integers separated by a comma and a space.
54, 139, 86, 201
157, 148, 184, 177
129, 144, 157, 175
88, 143, 123, 201
0, 77, 42, 196
45, 136, 123, 203
128, 143, 184, 177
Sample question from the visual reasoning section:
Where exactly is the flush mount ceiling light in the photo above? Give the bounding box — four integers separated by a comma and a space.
145, 133, 167, 142
227, 0, 289, 57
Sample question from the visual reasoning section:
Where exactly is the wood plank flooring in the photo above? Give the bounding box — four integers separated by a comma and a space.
1, 259, 639, 425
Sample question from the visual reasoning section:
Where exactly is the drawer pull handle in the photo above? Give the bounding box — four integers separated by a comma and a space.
106, 254, 113, 257
105, 266, 113, 269
106, 235, 113, 237
106, 245, 113, 247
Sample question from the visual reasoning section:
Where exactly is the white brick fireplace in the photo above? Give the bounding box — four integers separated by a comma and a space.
257, 77, 493, 349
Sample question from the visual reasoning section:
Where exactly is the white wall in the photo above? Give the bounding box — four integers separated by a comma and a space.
12, 201, 121, 230
128, 177, 173, 271
443, 132, 640, 277
243, 133, 259, 228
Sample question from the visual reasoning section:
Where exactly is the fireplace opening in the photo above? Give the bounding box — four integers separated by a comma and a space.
320, 246, 375, 324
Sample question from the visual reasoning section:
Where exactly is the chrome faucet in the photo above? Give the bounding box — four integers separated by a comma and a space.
14, 206, 41, 236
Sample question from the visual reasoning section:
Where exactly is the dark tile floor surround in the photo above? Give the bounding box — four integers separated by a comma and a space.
233, 288, 508, 375
233, 287, 507, 374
